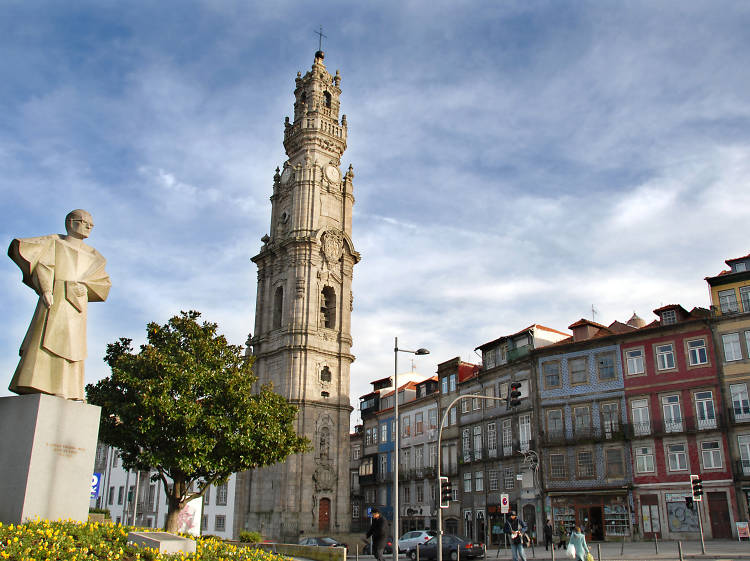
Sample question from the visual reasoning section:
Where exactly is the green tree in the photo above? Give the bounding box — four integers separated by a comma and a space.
86, 311, 309, 532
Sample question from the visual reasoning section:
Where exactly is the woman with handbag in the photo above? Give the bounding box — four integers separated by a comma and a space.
567, 526, 590, 561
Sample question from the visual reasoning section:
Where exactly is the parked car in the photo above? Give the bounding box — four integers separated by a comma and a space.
299, 537, 348, 549
398, 530, 437, 553
406, 535, 483, 561
362, 540, 393, 554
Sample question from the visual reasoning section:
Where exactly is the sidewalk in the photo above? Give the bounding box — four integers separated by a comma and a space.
347, 540, 750, 561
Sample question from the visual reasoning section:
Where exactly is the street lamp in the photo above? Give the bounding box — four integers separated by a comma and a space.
394, 337, 429, 561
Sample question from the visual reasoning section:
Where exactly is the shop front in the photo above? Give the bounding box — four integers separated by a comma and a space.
550, 493, 631, 541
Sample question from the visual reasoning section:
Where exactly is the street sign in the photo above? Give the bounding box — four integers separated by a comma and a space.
500, 494, 509, 513
90, 473, 102, 499
367, 506, 373, 517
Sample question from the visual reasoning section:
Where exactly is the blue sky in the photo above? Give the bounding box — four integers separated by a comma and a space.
2, 1, 749, 422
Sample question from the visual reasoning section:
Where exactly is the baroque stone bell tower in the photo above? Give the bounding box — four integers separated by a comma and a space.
234, 51, 359, 540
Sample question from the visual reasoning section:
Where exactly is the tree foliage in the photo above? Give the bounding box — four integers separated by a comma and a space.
86, 310, 309, 531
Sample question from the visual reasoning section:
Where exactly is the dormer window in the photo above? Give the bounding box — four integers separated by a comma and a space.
733, 261, 748, 273
661, 309, 677, 325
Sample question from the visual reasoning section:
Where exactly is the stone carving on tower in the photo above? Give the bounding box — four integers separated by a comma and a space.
233, 50, 359, 540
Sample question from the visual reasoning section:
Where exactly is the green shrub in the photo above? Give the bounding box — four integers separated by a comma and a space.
88, 508, 111, 518
240, 530, 263, 544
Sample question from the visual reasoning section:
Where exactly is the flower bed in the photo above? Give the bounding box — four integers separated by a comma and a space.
0, 520, 290, 561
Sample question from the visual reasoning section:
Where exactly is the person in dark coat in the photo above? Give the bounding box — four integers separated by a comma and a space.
543, 518, 553, 551
503, 511, 528, 561
366, 508, 390, 561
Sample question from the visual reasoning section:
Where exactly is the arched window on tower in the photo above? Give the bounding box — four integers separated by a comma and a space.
300, 92, 307, 105
321, 286, 336, 329
323, 91, 332, 108
273, 286, 283, 329
320, 366, 332, 382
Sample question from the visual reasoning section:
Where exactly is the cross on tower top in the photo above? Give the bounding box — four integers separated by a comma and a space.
315, 25, 327, 51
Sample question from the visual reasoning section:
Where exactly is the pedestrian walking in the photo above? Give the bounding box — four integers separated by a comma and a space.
556, 521, 567, 550
365, 508, 390, 561
543, 518, 553, 551
503, 511, 527, 561
568, 526, 590, 561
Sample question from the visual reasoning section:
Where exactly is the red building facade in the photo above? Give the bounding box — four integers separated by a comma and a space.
620, 305, 737, 540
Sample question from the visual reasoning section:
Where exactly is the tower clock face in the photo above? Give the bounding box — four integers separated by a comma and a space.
281, 167, 293, 184
324, 165, 341, 183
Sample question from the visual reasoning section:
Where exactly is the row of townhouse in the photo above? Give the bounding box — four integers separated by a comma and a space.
349, 252, 750, 543
91, 444, 236, 539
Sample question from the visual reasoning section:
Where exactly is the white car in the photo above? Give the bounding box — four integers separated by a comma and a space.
398, 530, 437, 553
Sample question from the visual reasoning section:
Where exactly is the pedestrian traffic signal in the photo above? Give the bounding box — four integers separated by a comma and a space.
691, 474, 703, 501
685, 496, 694, 509
439, 476, 452, 509
508, 382, 523, 408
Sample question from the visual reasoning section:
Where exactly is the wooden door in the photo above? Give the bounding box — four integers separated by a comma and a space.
640, 495, 661, 539
319, 498, 331, 532
707, 492, 731, 539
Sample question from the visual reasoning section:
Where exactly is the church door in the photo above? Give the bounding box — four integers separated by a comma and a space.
319, 498, 331, 532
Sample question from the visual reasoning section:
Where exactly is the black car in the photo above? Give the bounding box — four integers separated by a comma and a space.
407, 535, 483, 561
299, 537, 348, 549
362, 540, 393, 555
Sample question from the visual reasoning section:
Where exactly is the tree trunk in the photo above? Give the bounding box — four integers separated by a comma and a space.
165, 505, 181, 533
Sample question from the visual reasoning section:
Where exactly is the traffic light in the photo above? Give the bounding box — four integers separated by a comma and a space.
691, 474, 703, 501
685, 496, 694, 509
508, 382, 522, 408
439, 476, 452, 509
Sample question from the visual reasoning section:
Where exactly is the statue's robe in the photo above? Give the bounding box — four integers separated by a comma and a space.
8, 234, 111, 400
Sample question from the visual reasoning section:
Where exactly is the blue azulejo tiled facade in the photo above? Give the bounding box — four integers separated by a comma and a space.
537, 342, 634, 541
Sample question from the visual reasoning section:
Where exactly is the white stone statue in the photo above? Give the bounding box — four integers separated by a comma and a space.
8, 209, 111, 401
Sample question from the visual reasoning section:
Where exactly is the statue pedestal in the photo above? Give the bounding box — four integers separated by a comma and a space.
0, 393, 101, 524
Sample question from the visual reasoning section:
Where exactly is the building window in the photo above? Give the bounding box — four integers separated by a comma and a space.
449, 374, 456, 392
416, 484, 424, 503
321, 286, 336, 328
475, 471, 484, 492
576, 450, 595, 478
462, 399, 470, 414
489, 470, 499, 491
519, 414, 531, 452
701, 441, 722, 469
462, 428, 472, 463
108, 486, 115, 505
403, 486, 410, 503
472, 397, 481, 410
402, 415, 411, 438
429, 443, 438, 467
687, 339, 708, 366
273, 286, 283, 329
625, 348, 645, 375
631, 399, 651, 435
547, 409, 564, 439
359, 457, 373, 476
662, 395, 683, 432
381, 424, 388, 443
723, 333, 743, 362
569, 357, 588, 385
502, 419, 513, 456
667, 443, 688, 471
449, 406, 457, 426
656, 344, 676, 371
473, 426, 482, 461
429, 408, 438, 430
741, 286, 750, 312
504, 468, 515, 489
379, 454, 388, 475
487, 422, 497, 457
739, 436, 750, 476
605, 448, 624, 478
215, 515, 226, 532
550, 454, 567, 479
719, 288, 739, 313
353, 445, 361, 460
463, 472, 472, 492
574, 406, 591, 436
415, 445, 424, 470
661, 309, 677, 325
415, 412, 424, 435
442, 377, 448, 394
118, 486, 124, 505
203, 485, 210, 505
635, 445, 655, 473
216, 483, 228, 506
320, 366, 332, 382
352, 504, 360, 520
597, 352, 616, 380
694, 391, 717, 430
601, 402, 619, 437
731, 384, 750, 420
543, 361, 561, 388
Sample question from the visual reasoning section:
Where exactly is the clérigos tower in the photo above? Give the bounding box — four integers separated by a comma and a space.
234, 50, 359, 539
